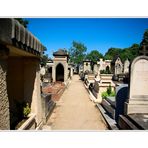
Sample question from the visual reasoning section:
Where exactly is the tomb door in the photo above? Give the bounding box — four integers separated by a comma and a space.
56, 63, 64, 82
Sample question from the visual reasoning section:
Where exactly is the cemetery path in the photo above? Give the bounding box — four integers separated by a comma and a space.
45, 75, 107, 130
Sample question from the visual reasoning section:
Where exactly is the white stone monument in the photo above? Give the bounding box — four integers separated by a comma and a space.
124, 59, 130, 74
125, 56, 148, 114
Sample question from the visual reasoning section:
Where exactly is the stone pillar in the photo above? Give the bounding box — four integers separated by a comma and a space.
70, 67, 73, 78
64, 62, 68, 82
52, 62, 56, 82
24, 58, 43, 127
0, 45, 10, 129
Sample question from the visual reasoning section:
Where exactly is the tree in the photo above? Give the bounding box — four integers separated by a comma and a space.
69, 41, 87, 65
86, 50, 103, 63
104, 48, 122, 60
15, 18, 29, 28
120, 44, 139, 61
86, 50, 104, 71
40, 54, 49, 66
140, 29, 148, 45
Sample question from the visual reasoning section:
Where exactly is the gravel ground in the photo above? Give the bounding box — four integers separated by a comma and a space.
45, 75, 107, 130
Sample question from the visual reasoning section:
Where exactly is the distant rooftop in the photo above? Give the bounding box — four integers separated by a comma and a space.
53, 49, 69, 56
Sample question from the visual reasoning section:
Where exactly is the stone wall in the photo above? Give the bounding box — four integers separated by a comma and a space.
7, 58, 24, 129
0, 48, 10, 129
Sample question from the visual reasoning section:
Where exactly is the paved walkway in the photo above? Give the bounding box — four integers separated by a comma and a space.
45, 75, 107, 130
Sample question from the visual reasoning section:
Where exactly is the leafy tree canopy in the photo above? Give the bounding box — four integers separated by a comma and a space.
120, 44, 139, 61
69, 41, 87, 65
86, 50, 103, 63
104, 44, 140, 62
104, 48, 122, 60
140, 29, 148, 46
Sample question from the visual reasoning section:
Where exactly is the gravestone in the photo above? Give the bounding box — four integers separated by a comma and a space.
93, 64, 98, 75
115, 84, 128, 122
124, 59, 130, 74
125, 56, 148, 114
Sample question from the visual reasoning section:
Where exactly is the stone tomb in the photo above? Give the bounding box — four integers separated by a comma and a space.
101, 84, 128, 121
111, 56, 123, 75
125, 56, 148, 114
0, 19, 45, 129
92, 74, 115, 103
85, 73, 96, 88
52, 49, 69, 83
83, 60, 92, 73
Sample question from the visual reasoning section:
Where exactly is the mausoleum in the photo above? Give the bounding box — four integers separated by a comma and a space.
0, 18, 45, 129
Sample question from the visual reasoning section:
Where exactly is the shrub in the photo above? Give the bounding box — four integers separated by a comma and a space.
101, 91, 108, 99
100, 69, 111, 74
101, 86, 116, 99
110, 91, 116, 97
107, 85, 112, 95
23, 103, 31, 118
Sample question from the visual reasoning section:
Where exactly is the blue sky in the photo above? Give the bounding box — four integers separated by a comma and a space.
26, 18, 148, 58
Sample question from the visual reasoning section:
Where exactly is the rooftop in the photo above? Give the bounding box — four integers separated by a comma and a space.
53, 49, 69, 56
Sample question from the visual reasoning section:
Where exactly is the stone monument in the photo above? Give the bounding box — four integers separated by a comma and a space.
52, 49, 69, 83
123, 59, 130, 74
124, 56, 148, 114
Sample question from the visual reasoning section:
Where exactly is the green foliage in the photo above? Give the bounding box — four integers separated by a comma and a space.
110, 91, 116, 97
107, 85, 112, 95
140, 29, 148, 49
23, 103, 31, 118
120, 44, 139, 61
101, 91, 108, 99
100, 69, 111, 74
15, 18, 29, 28
104, 48, 122, 60
86, 50, 103, 63
104, 44, 140, 62
41, 54, 49, 66
69, 41, 87, 65
101, 85, 116, 99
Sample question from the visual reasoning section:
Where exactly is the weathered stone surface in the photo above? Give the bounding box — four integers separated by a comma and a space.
125, 56, 148, 114
130, 57, 148, 100
0, 55, 10, 129
92, 74, 115, 103
83, 60, 91, 73
124, 59, 130, 74
115, 84, 128, 122
52, 49, 69, 83
0, 18, 45, 55
101, 99, 115, 119
41, 93, 56, 123
128, 114, 148, 129
111, 56, 123, 75
118, 115, 139, 130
